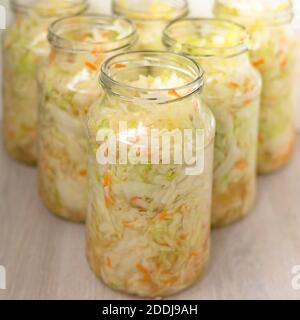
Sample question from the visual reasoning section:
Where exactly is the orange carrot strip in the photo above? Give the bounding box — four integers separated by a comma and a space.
115, 63, 126, 69
101, 31, 109, 38
253, 58, 265, 68
79, 169, 87, 177
163, 275, 178, 285
136, 263, 152, 282
190, 251, 199, 257
49, 50, 57, 63
106, 256, 112, 267
227, 82, 240, 89
85, 61, 98, 71
104, 194, 111, 208
103, 173, 111, 187
168, 89, 181, 98
130, 196, 141, 202
235, 159, 247, 170
158, 211, 169, 220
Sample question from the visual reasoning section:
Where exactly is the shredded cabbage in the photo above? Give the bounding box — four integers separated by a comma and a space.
112, 0, 188, 49
86, 71, 215, 297
214, 0, 299, 173
38, 20, 131, 222
2, 0, 87, 165
163, 20, 262, 227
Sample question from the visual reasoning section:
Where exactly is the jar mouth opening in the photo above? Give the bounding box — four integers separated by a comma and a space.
100, 51, 204, 104
112, 0, 188, 21
11, 0, 88, 17
214, 0, 294, 25
48, 15, 138, 53
163, 18, 249, 58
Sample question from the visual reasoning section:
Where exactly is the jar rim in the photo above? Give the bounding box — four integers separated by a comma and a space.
112, 0, 189, 21
100, 50, 204, 104
163, 18, 249, 58
48, 14, 138, 54
214, 0, 294, 25
11, 0, 88, 17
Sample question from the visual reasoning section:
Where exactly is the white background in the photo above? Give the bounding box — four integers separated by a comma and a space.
0, 0, 300, 128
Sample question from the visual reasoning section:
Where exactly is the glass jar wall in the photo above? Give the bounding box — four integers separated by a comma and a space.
214, 0, 299, 174
38, 15, 137, 222
2, 0, 88, 165
86, 51, 215, 297
164, 19, 262, 227
112, 0, 188, 49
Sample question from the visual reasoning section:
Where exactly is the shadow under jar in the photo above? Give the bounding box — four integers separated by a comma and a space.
163, 18, 262, 227
38, 15, 137, 223
86, 51, 216, 297
112, 0, 188, 50
2, 0, 88, 166
214, 0, 300, 174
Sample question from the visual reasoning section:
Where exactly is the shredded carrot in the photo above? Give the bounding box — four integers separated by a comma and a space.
106, 256, 112, 267
115, 63, 126, 69
158, 211, 169, 220
242, 98, 253, 105
101, 31, 109, 38
235, 159, 247, 170
85, 61, 98, 71
104, 193, 112, 208
103, 172, 111, 187
163, 275, 178, 285
227, 82, 240, 89
168, 89, 181, 98
130, 196, 141, 202
79, 169, 87, 177
49, 50, 57, 63
190, 251, 199, 257
253, 58, 265, 68
91, 46, 101, 56
280, 58, 288, 70
136, 263, 152, 282
123, 221, 134, 228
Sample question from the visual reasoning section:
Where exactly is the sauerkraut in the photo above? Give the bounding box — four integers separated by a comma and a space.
86, 53, 215, 297
38, 16, 137, 222
163, 19, 262, 227
214, 0, 299, 173
2, 0, 88, 165
112, 0, 188, 49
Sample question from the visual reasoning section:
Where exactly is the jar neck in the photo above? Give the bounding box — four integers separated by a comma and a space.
11, 0, 88, 18
112, 0, 188, 21
214, 0, 294, 26
48, 15, 138, 54
100, 51, 204, 104
163, 18, 248, 59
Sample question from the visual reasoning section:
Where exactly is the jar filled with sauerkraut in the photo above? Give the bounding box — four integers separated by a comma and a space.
112, 0, 188, 50
2, 0, 88, 165
38, 15, 137, 223
86, 51, 216, 297
214, 0, 300, 174
163, 19, 262, 227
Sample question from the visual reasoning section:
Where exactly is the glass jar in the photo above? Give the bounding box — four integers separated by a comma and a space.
38, 15, 137, 223
112, 0, 188, 50
2, 0, 88, 165
214, 0, 300, 174
163, 19, 262, 227
86, 51, 215, 297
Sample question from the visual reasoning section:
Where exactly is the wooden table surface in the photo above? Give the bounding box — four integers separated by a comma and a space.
0, 134, 300, 300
